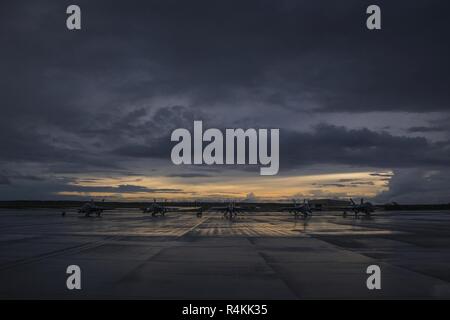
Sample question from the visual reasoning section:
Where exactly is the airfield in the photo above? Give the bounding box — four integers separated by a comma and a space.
1, 208, 450, 299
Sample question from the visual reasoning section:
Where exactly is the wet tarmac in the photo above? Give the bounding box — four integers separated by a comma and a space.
1, 209, 450, 299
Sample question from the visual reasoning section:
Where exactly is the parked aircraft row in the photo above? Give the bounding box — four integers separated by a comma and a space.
63, 198, 375, 220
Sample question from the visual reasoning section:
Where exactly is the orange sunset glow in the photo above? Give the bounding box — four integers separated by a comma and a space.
57, 171, 392, 201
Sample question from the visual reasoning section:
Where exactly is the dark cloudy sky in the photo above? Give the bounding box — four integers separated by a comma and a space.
1, 0, 449, 203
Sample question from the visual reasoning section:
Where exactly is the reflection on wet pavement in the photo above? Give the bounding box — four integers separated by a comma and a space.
0, 209, 449, 299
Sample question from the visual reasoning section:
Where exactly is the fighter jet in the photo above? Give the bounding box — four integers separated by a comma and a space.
280, 199, 313, 219
142, 199, 173, 217
194, 201, 204, 218
141, 199, 201, 217
77, 199, 112, 217
342, 198, 375, 218
210, 202, 253, 220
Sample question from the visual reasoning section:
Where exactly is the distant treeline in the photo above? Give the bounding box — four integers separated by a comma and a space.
0, 201, 449, 211
0, 200, 246, 210
0, 200, 279, 210
0, 200, 176, 209
381, 203, 450, 211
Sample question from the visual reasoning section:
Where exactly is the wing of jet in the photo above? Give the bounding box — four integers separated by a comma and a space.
60, 199, 115, 217
340, 198, 375, 217
142, 199, 202, 217
276, 199, 314, 219
208, 202, 255, 220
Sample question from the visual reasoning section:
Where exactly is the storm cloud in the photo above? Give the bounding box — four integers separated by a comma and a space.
0, 0, 449, 202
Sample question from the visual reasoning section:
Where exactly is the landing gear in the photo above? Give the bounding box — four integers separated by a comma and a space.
151, 211, 165, 217
294, 211, 309, 219
224, 211, 236, 220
